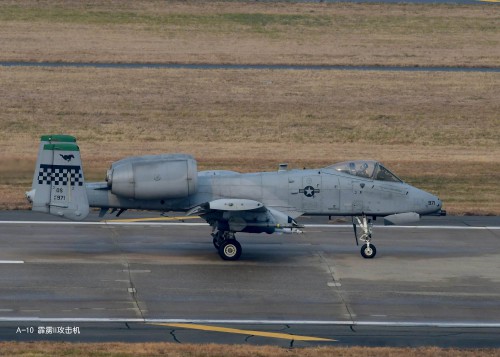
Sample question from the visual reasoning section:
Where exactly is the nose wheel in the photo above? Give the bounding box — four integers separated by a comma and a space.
353, 215, 377, 259
360, 243, 376, 259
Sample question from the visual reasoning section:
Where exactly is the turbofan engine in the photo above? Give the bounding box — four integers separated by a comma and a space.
106, 154, 198, 200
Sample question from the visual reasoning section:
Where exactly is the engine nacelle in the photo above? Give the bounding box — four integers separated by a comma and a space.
106, 154, 197, 200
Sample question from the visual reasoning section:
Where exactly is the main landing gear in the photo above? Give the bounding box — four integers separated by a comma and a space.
353, 215, 377, 259
212, 230, 242, 261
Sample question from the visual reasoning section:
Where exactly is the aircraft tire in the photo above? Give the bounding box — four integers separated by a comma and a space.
361, 243, 376, 259
218, 240, 242, 261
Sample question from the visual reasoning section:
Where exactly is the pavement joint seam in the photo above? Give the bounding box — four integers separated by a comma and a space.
317, 251, 356, 325
106, 225, 146, 321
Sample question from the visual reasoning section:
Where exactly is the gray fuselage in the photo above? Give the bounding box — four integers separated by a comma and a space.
86, 167, 442, 218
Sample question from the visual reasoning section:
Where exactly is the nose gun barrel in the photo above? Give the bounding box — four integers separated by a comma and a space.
426, 209, 446, 216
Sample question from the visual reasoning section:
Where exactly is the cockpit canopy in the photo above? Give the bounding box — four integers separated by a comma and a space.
325, 160, 403, 183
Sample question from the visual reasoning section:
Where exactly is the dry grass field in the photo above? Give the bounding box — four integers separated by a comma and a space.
0, 67, 498, 214
0, 0, 499, 214
0, 342, 499, 357
0, 0, 499, 67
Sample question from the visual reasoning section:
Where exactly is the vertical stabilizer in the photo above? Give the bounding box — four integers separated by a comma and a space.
26, 135, 89, 221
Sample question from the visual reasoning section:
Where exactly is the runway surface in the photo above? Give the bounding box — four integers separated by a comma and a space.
0, 211, 499, 347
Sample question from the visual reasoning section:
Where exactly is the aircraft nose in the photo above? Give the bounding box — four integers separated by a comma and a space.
435, 196, 447, 214
411, 187, 443, 215
425, 192, 442, 214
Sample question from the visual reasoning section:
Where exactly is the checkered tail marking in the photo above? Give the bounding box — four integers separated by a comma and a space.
37, 164, 83, 186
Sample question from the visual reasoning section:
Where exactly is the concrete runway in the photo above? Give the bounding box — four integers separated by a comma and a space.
0, 211, 499, 347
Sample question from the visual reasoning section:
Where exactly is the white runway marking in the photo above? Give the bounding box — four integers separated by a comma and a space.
0, 317, 499, 328
0, 260, 24, 264
0, 220, 207, 226
0, 220, 499, 230
307, 224, 500, 230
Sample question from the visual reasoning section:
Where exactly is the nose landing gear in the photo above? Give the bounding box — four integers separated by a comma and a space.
353, 215, 376, 259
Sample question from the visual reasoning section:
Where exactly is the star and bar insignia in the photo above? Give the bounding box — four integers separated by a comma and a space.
299, 185, 320, 197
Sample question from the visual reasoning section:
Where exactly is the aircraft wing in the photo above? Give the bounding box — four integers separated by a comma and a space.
187, 199, 302, 233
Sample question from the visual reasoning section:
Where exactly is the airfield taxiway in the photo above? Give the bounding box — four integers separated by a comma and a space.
0, 211, 499, 347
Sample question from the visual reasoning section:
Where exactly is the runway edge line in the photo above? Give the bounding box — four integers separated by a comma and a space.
1, 317, 500, 328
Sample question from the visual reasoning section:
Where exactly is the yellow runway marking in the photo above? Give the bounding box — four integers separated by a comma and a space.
152, 323, 335, 342
104, 216, 200, 223
478, 0, 499, 2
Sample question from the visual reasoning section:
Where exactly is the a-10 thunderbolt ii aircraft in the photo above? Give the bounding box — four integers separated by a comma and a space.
27, 135, 445, 261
